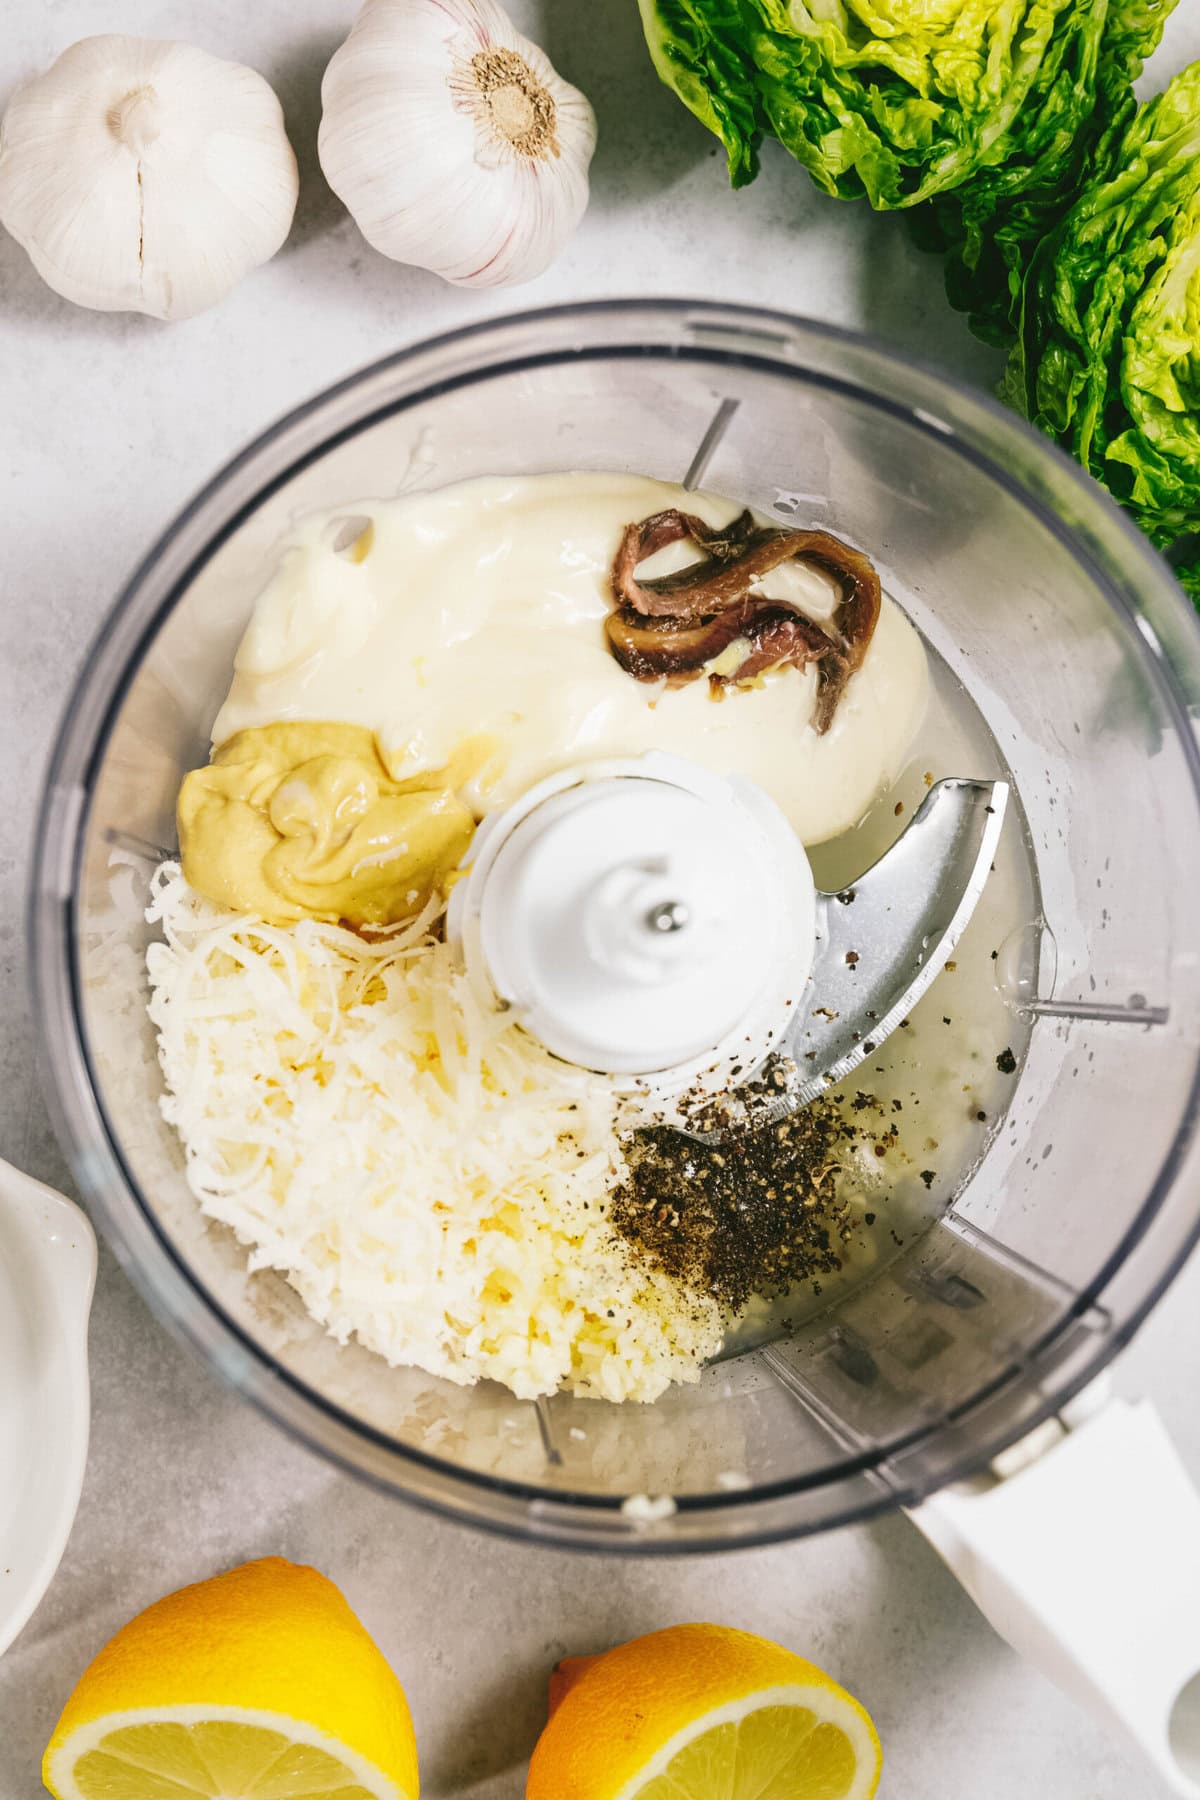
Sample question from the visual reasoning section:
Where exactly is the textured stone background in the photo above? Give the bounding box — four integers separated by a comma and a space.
2, 4, 1198, 1794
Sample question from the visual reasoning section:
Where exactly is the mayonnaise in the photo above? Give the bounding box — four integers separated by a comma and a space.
213, 473, 929, 845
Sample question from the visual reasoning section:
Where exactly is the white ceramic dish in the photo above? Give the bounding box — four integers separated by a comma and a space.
0, 1157, 96, 1658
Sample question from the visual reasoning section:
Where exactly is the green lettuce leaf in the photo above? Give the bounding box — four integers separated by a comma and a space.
637, 2, 1173, 216
1172, 555, 1200, 603
913, 0, 1172, 344
1105, 175, 1200, 536
1004, 60, 1200, 580
639, 0, 1084, 200
637, 0, 764, 187
637, 0, 1176, 344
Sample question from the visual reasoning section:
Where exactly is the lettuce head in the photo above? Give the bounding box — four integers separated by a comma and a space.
1004, 59, 1200, 595
638, 0, 1174, 342
637, 1, 1171, 202
915, 1, 1173, 342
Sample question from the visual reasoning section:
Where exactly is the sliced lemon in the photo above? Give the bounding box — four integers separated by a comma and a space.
43, 1559, 417, 1800
619, 1689, 878, 1800
527, 1623, 880, 1800
46, 1710, 406, 1800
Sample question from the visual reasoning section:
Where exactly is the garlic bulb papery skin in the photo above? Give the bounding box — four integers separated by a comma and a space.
0, 36, 299, 320
318, 0, 596, 289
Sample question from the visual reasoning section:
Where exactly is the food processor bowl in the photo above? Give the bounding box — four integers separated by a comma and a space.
31, 302, 1200, 1558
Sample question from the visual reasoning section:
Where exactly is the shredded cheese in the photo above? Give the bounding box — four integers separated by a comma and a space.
145, 864, 722, 1402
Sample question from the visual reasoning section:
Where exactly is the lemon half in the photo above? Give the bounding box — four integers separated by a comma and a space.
527, 1623, 880, 1800
43, 1558, 417, 1800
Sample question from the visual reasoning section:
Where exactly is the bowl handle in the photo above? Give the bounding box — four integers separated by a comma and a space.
909, 1381, 1200, 1795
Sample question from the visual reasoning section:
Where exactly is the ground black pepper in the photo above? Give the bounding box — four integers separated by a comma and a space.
608, 1068, 870, 1311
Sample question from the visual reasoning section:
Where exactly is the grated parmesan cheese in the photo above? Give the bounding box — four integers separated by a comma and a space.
145, 864, 723, 1402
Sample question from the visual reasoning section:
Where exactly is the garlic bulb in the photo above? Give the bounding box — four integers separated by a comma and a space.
0, 36, 299, 320
319, 0, 596, 288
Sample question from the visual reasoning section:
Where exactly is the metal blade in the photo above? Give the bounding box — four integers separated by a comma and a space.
674, 777, 1007, 1143
788, 777, 1008, 1104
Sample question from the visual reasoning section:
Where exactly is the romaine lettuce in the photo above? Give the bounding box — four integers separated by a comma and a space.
641, 0, 1088, 203
1004, 60, 1200, 592
915, 1, 1172, 343
1173, 556, 1200, 603
637, 0, 1174, 343
637, 0, 763, 187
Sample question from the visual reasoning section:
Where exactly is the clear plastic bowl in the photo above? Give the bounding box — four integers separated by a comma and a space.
31, 302, 1200, 1549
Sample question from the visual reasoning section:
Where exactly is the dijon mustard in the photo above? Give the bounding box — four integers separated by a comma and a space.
177, 721, 487, 927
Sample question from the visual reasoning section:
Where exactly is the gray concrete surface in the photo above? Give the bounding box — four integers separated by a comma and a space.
2, 3, 1198, 1795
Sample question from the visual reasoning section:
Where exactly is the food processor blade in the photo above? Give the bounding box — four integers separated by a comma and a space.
451, 754, 1006, 1135
791, 777, 1009, 1100
683, 777, 1008, 1141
